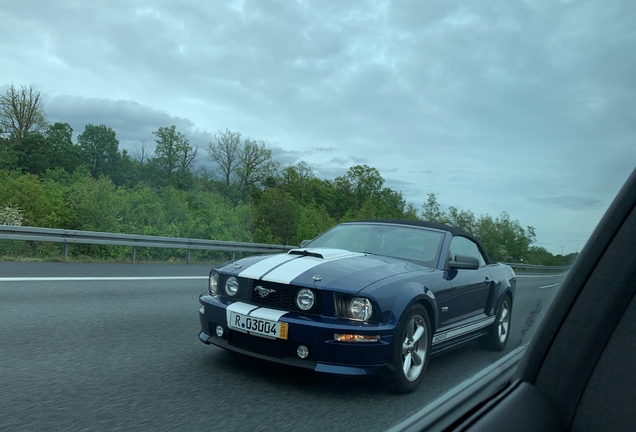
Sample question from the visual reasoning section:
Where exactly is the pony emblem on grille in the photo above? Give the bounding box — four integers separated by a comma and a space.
254, 286, 276, 298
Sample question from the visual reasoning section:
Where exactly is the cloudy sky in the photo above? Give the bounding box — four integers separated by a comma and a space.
1, 0, 634, 254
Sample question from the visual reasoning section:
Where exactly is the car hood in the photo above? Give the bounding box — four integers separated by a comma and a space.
220, 248, 427, 294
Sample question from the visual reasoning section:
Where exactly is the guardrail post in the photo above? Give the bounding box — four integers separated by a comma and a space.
231, 251, 235, 261
132, 246, 136, 263
187, 248, 191, 264
63, 243, 68, 261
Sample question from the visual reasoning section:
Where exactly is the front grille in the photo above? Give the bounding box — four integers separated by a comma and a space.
219, 275, 323, 315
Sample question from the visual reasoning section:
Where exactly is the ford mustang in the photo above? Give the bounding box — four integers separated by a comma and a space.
198, 219, 516, 393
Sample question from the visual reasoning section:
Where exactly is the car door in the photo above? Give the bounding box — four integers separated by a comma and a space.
446, 236, 492, 323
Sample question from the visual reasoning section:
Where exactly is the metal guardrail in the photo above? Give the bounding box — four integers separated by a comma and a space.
0, 225, 292, 263
501, 262, 571, 273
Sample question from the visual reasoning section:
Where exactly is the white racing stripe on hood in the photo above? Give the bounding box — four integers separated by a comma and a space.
238, 254, 299, 280
248, 307, 287, 321
262, 250, 365, 284
226, 302, 258, 326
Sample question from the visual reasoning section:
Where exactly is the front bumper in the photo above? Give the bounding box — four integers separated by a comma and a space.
198, 294, 396, 376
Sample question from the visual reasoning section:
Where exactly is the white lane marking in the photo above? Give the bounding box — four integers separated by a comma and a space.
539, 283, 560, 289
263, 250, 364, 284
516, 273, 568, 278
238, 254, 298, 280
0, 276, 207, 282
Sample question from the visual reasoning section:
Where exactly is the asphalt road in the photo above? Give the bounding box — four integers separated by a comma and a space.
0, 262, 565, 432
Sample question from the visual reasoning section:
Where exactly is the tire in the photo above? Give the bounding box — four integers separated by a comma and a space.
479, 294, 512, 351
391, 304, 432, 394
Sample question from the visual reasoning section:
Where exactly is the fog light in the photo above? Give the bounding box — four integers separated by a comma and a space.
334, 334, 381, 343
297, 345, 309, 359
199, 305, 205, 314
215, 326, 224, 337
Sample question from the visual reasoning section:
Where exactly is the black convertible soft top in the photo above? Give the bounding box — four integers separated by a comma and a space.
350, 219, 495, 264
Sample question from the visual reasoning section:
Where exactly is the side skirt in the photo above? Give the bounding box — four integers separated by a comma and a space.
430, 315, 495, 355
430, 330, 489, 357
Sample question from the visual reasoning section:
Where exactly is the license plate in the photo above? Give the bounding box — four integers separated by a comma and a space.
228, 311, 288, 340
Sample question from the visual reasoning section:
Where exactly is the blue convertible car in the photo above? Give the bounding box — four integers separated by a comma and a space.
198, 219, 515, 393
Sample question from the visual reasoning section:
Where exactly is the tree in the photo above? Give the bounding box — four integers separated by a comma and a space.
421, 193, 449, 223
269, 161, 317, 203
66, 174, 122, 232
237, 139, 272, 190
280, 161, 313, 184
335, 164, 385, 208
0, 138, 18, 170
131, 138, 152, 182
294, 203, 335, 245
0, 203, 24, 226
0, 84, 48, 144
375, 188, 407, 218
474, 212, 536, 262
208, 129, 241, 186
254, 189, 299, 245
151, 125, 197, 188
77, 124, 122, 180
420, 194, 536, 262
446, 206, 476, 233
14, 132, 48, 175
44, 122, 81, 174
0, 170, 67, 228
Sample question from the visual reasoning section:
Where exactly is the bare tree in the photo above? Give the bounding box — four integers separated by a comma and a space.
180, 142, 198, 172
207, 129, 241, 186
0, 84, 48, 143
131, 138, 152, 181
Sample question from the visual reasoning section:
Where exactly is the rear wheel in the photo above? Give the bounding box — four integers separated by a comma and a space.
479, 295, 512, 351
391, 304, 431, 394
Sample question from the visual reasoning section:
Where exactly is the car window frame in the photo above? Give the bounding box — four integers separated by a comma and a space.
448, 235, 488, 267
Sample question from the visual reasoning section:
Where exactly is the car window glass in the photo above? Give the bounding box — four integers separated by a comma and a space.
308, 223, 444, 267
450, 236, 487, 267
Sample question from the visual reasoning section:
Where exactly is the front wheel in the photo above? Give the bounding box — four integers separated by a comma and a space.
479, 295, 512, 351
391, 304, 431, 394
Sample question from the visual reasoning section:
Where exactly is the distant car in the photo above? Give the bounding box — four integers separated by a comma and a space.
198, 219, 516, 393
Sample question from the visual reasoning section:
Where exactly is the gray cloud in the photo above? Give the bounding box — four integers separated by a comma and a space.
44, 95, 214, 154
529, 196, 605, 211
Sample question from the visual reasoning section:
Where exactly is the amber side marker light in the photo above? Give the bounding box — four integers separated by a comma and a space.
334, 334, 380, 342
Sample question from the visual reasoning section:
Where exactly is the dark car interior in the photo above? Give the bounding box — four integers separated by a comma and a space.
447, 167, 636, 431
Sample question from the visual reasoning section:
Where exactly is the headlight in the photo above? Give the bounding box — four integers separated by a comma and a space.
350, 297, 373, 321
296, 288, 315, 311
225, 276, 239, 296
209, 270, 219, 296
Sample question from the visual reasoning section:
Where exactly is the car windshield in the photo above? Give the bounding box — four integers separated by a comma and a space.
1, 0, 634, 431
306, 223, 445, 267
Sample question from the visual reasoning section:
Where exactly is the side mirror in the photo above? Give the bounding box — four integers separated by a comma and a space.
448, 254, 480, 270
300, 240, 311, 248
